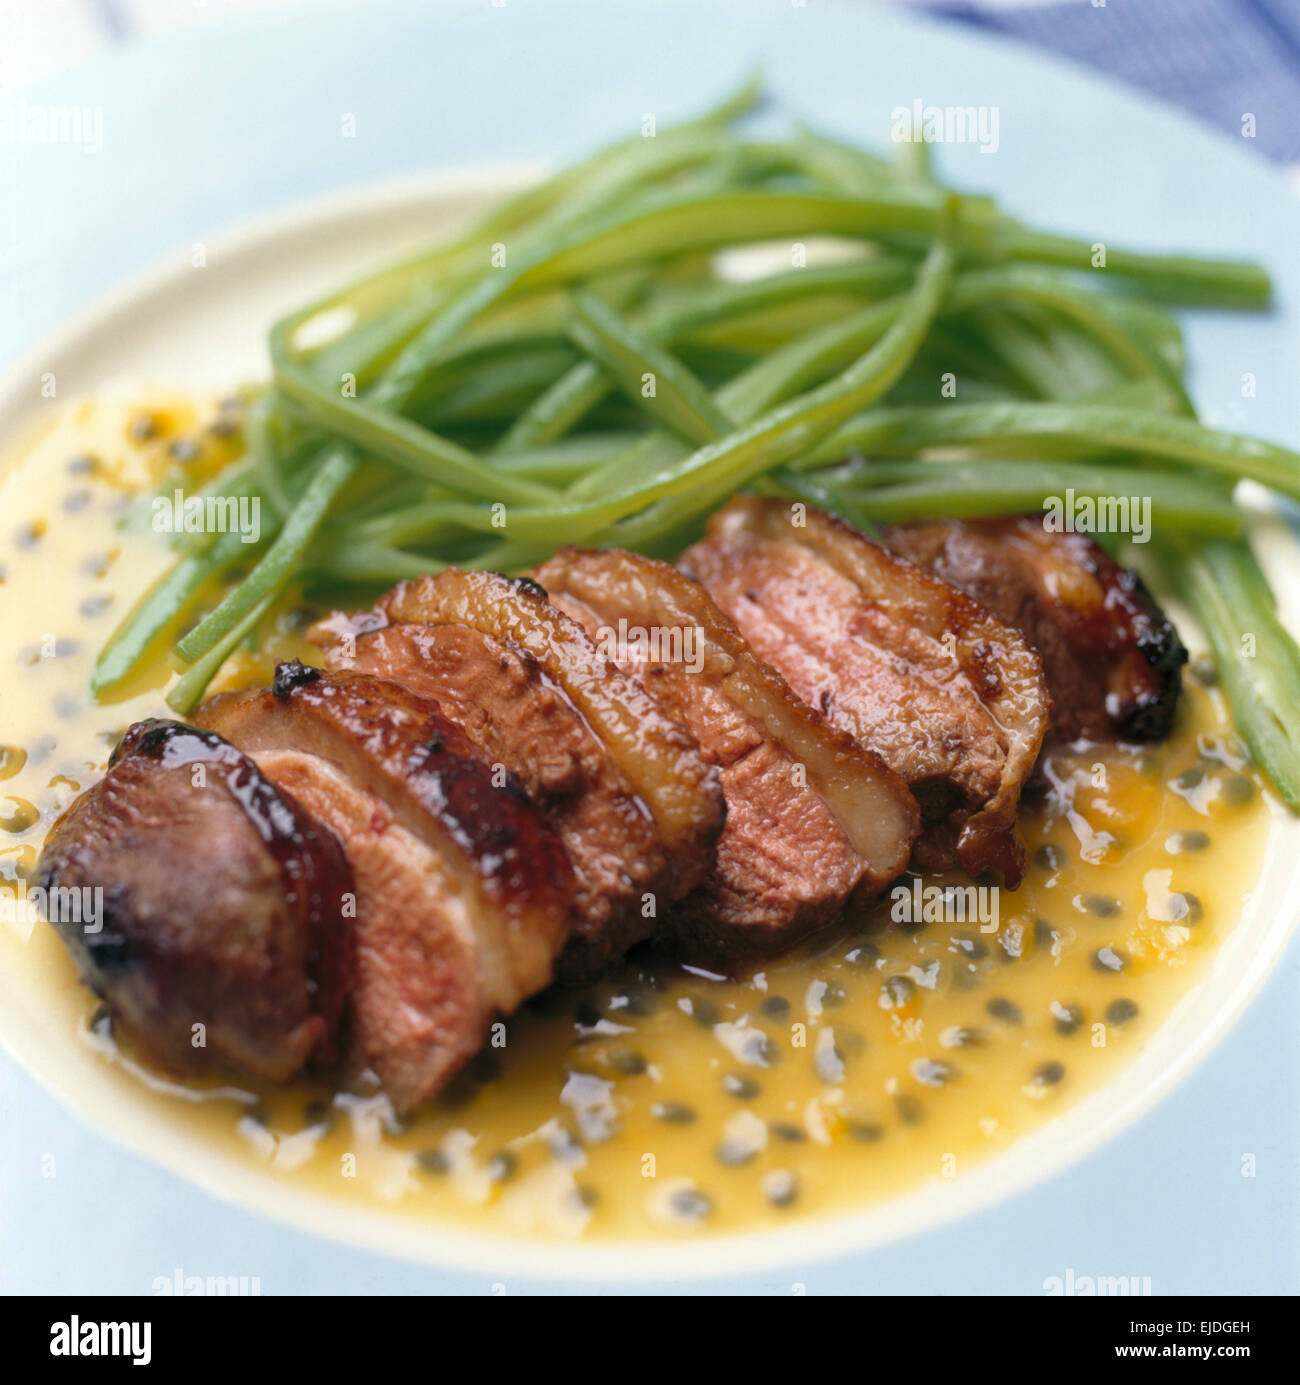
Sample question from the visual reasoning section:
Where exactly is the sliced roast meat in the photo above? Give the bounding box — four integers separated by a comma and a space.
530, 547, 919, 965
35, 718, 354, 1083
882, 516, 1186, 743
312, 570, 726, 982
197, 664, 572, 1110
682, 497, 1050, 886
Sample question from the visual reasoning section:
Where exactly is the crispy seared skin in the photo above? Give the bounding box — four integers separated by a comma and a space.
682, 498, 1050, 886
882, 516, 1186, 743
531, 547, 919, 965
35, 718, 354, 1083
197, 663, 572, 1110
313, 570, 726, 982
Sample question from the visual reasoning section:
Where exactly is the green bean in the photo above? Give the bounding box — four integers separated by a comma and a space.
165, 592, 277, 716
776, 458, 1240, 535
799, 401, 1300, 499
174, 446, 359, 664
567, 287, 733, 445
90, 528, 257, 696
1162, 536, 1300, 808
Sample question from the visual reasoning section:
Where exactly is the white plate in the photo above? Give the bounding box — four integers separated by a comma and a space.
2, 169, 1298, 1281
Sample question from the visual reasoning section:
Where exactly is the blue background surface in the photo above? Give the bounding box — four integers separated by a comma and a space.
2, 0, 1298, 1294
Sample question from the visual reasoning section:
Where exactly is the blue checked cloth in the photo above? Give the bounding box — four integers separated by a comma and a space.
920, 0, 1300, 164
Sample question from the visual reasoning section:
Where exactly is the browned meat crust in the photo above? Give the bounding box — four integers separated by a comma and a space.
197, 664, 572, 1110
882, 517, 1186, 743
682, 498, 1050, 887
531, 547, 919, 966
312, 570, 726, 982
34, 718, 355, 1083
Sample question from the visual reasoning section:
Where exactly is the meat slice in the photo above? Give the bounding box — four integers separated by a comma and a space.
682, 497, 1050, 886
196, 663, 572, 1110
312, 570, 726, 982
530, 547, 919, 964
881, 516, 1186, 743
35, 718, 354, 1083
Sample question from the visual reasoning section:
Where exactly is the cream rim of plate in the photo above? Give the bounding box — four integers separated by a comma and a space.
1, 167, 1297, 1281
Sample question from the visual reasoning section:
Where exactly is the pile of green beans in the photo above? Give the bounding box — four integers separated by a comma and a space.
91, 75, 1300, 809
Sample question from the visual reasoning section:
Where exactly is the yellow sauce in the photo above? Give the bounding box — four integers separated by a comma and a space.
0, 396, 1273, 1241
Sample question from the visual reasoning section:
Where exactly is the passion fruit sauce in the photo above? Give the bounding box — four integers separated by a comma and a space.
0, 396, 1272, 1240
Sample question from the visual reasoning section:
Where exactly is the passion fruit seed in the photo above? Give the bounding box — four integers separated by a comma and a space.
416, 1148, 450, 1176
986, 996, 1023, 1025
763, 1170, 799, 1207
1034, 1060, 1066, 1086
846, 941, 880, 967
760, 994, 790, 1017
911, 1058, 956, 1087
1220, 774, 1254, 805
1175, 767, 1204, 790
669, 1186, 713, 1221
651, 1100, 696, 1125
1106, 998, 1140, 1025
1166, 829, 1211, 854
1050, 1001, 1084, 1036
1170, 892, 1204, 925
770, 1121, 806, 1142
1092, 946, 1129, 973
1034, 843, 1067, 871
722, 1074, 760, 1100
895, 1094, 924, 1126
848, 1120, 886, 1142
609, 1048, 648, 1076
880, 975, 915, 1009
1080, 894, 1121, 919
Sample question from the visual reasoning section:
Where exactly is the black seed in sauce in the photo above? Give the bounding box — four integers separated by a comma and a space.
949, 932, 988, 960
894, 1094, 924, 1126
609, 1047, 647, 1076
911, 1058, 956, 1087
14, 521, 45, 549
1166, 829, 1211, 854
415, 1148, 450, 1176
1034, 843, 1067, 871
53, 694, 79, 720
303, 1099, 332, 1127
651, 1100, 696, 1125
760, 994, 790, 1018
572, 1184, 599, 1209
167, 437, 202, 463
128, 414, 159, 443
880, 975, 915, 1009
486, 1151, 518, 1184
715, 1137, 758, 1168
1106, 997, 1140, 1026
1031, 915, 1057, 942
82, 552, 114, 578
78, 593, 113, 618
846, 941, 880, 968
763, 1170, 799, 1208
770, 1121, 806, 1142
1034, 1060, 1066, 1086
722, 1073, 760, 1100
1079, 893, 1121, 919
62, 488, 92, 514
609, 982, 657, 1018
1220, 774, 1255, 805
1092, 945, 1128, 973
685, 995, 721, 1028
986, 996, 1022, 1025
1175, 766, 1204, 791
66, 453, 98, 476
668, 1186, 713, 1221
848, 1120, 886, 1143
1050, 1001, 1084, 1036
939, 1025, 984, 1049
1169, 891, 1204, 925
